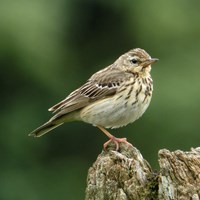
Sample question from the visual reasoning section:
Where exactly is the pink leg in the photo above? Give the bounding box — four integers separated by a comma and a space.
97, 126, 133, 151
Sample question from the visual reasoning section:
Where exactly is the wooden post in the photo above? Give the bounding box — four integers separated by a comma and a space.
85, 144, 200, 200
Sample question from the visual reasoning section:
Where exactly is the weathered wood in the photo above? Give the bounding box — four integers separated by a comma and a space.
158, 148, 200, 200
85, 144, 200, 200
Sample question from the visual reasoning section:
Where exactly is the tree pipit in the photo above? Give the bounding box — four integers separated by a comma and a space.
29, 48, 158, 150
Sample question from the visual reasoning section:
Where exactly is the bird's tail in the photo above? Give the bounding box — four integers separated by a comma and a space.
29, 121, 63, 137
29, 110, 80, 137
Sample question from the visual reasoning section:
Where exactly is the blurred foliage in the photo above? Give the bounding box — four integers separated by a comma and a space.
1, 0, 200, 199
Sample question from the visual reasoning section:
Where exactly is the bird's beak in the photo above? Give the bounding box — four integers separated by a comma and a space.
142, 58, 159, 68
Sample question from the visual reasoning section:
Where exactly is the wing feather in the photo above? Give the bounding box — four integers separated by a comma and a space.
48, 68, 132, 116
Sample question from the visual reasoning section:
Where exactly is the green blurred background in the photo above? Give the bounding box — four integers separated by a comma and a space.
1, 0, 200, 199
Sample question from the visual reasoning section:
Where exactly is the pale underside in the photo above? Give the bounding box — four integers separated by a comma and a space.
80, 78, 152, 128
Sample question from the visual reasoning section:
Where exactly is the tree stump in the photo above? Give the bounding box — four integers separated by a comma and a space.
85, 144, 200, 200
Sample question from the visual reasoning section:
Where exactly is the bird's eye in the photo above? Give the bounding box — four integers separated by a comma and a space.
130, 59, 138, 64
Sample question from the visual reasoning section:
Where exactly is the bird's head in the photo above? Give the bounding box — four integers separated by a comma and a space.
115, 48, 158, 75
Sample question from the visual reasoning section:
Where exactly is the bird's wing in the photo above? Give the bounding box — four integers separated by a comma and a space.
48, 68, 131, 115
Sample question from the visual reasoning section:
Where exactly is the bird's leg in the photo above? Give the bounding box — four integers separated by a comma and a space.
97, 126, 133, 151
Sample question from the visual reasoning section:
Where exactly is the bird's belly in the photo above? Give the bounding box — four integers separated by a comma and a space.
80, 92, 152, 128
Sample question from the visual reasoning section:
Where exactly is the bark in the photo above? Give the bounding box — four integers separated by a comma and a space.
85, 143, 200, 200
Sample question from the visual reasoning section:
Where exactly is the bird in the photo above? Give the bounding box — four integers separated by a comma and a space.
29, 48, 158, 150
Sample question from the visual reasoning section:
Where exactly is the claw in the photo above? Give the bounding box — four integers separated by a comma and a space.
103, 137, 133, 151
97, 125, 133, 151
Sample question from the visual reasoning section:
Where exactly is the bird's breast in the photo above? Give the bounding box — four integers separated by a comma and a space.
80, 76, 153, 128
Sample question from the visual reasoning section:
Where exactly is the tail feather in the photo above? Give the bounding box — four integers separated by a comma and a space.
29, 121, 63, 137
29, 110, 80, 137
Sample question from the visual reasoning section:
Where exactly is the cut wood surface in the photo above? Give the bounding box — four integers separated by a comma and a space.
85, 143, 200, 200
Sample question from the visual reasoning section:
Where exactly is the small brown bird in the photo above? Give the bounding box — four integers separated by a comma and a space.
29, 48, 158, 150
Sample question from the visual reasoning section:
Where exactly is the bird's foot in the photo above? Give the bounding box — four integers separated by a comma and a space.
103, 137, 133, 151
